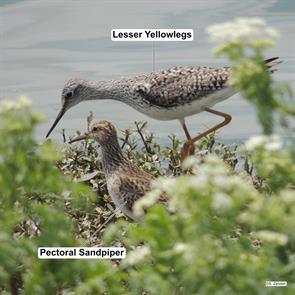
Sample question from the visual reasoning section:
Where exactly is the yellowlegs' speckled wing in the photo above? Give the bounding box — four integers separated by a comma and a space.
134, 66, 231, 108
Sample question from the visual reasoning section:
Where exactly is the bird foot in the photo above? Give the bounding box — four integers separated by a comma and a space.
180, 141, 195, 162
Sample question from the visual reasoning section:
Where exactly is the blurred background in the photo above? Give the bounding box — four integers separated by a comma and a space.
0, 0, 294, 142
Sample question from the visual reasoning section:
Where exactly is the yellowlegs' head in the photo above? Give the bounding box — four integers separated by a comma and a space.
69, 120, 118, 146
46, 78, 86, 138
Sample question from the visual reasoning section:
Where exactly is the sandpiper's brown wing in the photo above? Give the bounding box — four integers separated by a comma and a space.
134, 66, 230, 108
116, 163, 167, 211
117, 173, 153, 211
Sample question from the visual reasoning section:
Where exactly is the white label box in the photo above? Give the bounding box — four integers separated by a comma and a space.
38, 247, 126, 259
111, 29, 194, 41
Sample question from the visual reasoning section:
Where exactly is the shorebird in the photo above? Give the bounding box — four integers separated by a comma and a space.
47, 57, 280, 159
69, 120, 167, 222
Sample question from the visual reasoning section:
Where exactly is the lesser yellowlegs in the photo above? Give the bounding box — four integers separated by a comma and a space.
69, 120, 167, 222
47, 57, 280, 158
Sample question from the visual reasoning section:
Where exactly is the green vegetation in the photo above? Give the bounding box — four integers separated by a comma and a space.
0, 18, 294, 294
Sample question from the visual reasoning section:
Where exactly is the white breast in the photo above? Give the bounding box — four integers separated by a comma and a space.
106, 175, 141, 221
106, 176, 126, 212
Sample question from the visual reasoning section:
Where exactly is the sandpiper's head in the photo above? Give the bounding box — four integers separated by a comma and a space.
46, 78, 87, 138
89, 120, 117, 144
69, 120, 118, 146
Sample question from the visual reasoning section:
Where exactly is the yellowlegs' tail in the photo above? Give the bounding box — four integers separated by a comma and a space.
265, 57, 282, 73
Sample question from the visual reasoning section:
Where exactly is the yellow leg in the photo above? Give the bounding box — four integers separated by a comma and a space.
180, 108, 232, 162
180, 118, 195, 161
179, 118, 191, 140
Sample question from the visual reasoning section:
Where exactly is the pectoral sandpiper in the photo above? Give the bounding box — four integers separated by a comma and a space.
47, 57, 280, 159
69, 120, 166, 222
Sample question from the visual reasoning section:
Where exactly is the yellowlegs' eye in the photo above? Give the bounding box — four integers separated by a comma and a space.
65, 91, 73, 98
92, 127, 98, 132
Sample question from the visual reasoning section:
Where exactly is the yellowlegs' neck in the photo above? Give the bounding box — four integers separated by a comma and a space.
83, 79, 129, 102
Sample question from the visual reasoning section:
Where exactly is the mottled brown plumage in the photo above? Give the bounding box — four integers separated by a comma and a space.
134, 66, 230, 108
69, 120, 166, 222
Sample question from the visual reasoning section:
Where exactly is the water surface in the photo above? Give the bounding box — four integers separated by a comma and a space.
0, 0, 294, 142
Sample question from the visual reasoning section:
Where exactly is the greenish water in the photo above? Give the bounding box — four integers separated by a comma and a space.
0, 0, 294, 142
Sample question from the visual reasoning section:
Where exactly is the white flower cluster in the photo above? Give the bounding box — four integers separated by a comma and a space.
124, 245, 151, 266
157, 153, 262, 216
173, 242, 188, 254
207, 18, 279, 44
0, 96, 31, 113
133, 188, 162, 216
212, 192, 233, 211
244, 134, 282, 152
254, 230, 288, 246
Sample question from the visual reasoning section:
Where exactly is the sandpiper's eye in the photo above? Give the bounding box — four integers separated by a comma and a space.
65, 91, 73, 98
92, 127, 98, 132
